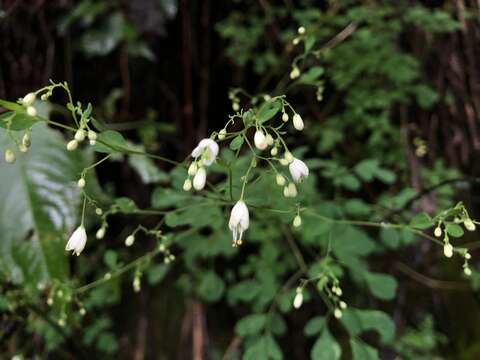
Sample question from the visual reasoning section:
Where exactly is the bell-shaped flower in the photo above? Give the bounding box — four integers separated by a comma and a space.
193, 167, 207, 190
254, 130, 268, 150
191, 138, 219, 166
289, 158, 309, 183
66, 225, 87, 256
229, 200, 249, 246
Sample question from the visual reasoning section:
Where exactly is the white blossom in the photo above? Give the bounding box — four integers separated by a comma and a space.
191, 138, 219, 166
229, 200, 249, 246
289, 158, 309, 183
293, 113, 304, 131
65, 225, 87, 256
193, 167, 207, 190
254, 130, 268, 150
293, 291, 303, 309
22, 92, 36, 106
26, 106, 37, 117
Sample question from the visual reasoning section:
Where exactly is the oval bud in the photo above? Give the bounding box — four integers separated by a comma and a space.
22, 92, 36, 106
77, 178, 86, 188
5, 149, 15, 163
125, 235, 135, 247
254, 130, 268, 150
218, 129, 227, 140
293, 215, 302, 227
282, 112, 289, 122
66, 140, 78, 151
276, 174, 286, 186
183, 178, 192, 191
74, 129, 86, 142
293, 114, 304, 131
26, 106, 37, 117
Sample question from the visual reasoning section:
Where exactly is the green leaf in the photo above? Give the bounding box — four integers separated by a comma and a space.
197, 271, 224, 302
94, 130, 133, 153
350, 339, 379, 360
0, 124, 87, 288
147, 264, 169, 285
342, 308, 395, 343
114, 197, 137, 213
446, 223, 464, 238
230, 135, 244, 151
304, 316, 326, 337
0, 111, 38, 131
235, 314, 267, 336
380, 228, 401, 249
365, 272, 397, 300
243, 333, 283, 360
0, 99, 24, 112
354, 159, 378, 182
409, 213, 432, 229
256, 99, 282, 124
311, 329, 341, 360
298, 66, 324, 86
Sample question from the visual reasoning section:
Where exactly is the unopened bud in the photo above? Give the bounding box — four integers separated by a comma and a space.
5, 149, 15, 163
183, 178, 192, 191
334, 309, 342, 319
74, 129, 85, 142
276, 174, 286, 186
290, 67, 300, 79
188, 162, 198, 176
125, 235, 135, 247
293, 114, 304, 131
282, 112, 289, 122
26, 106, 37, 117
297, 26, 306, 34
66, 140, 78, 151
271, 147, 278, 156
96, 227, 106, 240
434, 227, 442, 237
218, 129, 227, 140
88, 130, 97, 141
77, 178, 86, 188
464, 219, 476, 231
444, 243, 453, 258
293, 215, 302, 227
22, 92, 36, 106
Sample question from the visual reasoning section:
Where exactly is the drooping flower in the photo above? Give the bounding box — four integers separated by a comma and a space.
293, 289, 303, 309
229, 200, 250, 246
65, 225, 87, 256
193, 167, 207, 190
289, 158, 309, 183
293, 113, 304, 131
254, 130, 268, 150
191, 138, 219, 166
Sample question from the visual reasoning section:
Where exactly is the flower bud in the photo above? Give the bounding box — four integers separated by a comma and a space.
284, 152, 294, 163
266, 134, 274, 146
443, 243, 453, 258
183, 178, 192, 191
188, 162, 198, 176
254, 130, 268, 150
293, 114, 304, 131
5, 149, 15, 163
288, 183, 297, 197
125, 235, 135, 247
271, 147, 278, 156
292, 37, 300, 45
297, 26, 306, 34
218, 129, 227, 140
77, 178, 86, 188
464, 267, 472, 276
74, 129, 85, 142
464, 219, 476, 232
95, 208, 103, 215
282, 112, 289, 122
22, 133, 31, 147
26, 106, 37, 117
22, 92, 36, 106
339, 301, 347, 309
334, 309, 342, 319
276, 174, 286, 186
290, 67, 300, 79
232, 102, 240, 111
96, 227, 106, 240
193, 167, 207, 190
89, 139, 96, 146
19, 144, 28, 153
434, 226, 442, 237
88, 130, 97, 141
293, 215, 302, 227
279, 158, 289, 166
66, 140, 78, 151
293, 291, 303, 309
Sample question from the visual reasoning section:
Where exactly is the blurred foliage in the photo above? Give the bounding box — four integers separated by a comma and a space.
1, 1, 480, 359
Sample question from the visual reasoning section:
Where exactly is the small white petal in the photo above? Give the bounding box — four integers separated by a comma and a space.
289, 158, 309, 183
193, 167, 207, 190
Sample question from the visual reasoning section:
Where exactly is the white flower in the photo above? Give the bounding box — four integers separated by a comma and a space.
444, 243, 453, 258
434, 226, 442, 237
193, 167, 207, 190
77, 178, 86, 188
22, 92, 36, 106
191, 138, 219, 166
66, 139, 78, 151
290, 67, 300, 79
293, 291, 303, 309
293, 215, 302, 227
65, 225, 87, 256
26, 106, 37, 117
183, 178, 192, 191
125, 235, 135, 247
74, 129, 86, 142
289, 158, 309, 183
464, 219, 476, 231
254, 130, 268, 150
334, 309, 343, 319
282, 112, 289, 122
293, 114, 304, 131
229, 200, 249, 246
298, 26, 306, 34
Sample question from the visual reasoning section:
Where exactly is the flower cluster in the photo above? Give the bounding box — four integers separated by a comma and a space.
183, 138, 219, 191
